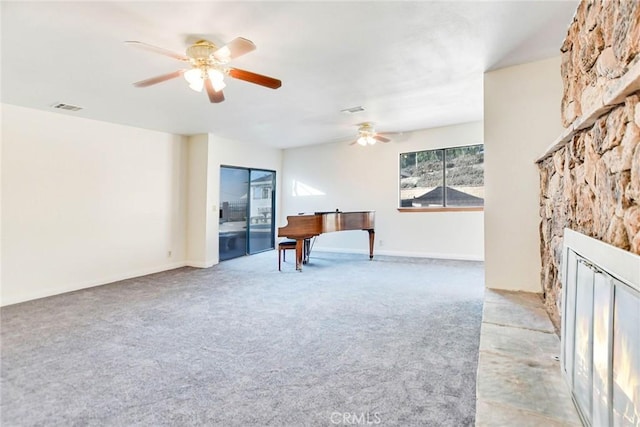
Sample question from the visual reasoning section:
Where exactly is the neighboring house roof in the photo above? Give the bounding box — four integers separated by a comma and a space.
401, 186, 484, 207
251, 175, 274, 184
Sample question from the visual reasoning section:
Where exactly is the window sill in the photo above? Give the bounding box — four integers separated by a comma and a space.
397, 207, 484, 213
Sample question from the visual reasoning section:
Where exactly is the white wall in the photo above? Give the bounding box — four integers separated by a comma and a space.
1, 104, 188, 305
0, 105, 3, 295
281, 122, 484, 260
185, 134, 210, 267
484, 56, 564, 291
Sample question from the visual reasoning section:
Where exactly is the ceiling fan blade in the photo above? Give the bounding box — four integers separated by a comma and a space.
228, 68, 282, 89
213, 37, 256, 61
349, 140, 358, 146
205, 79, 225, 103
373, 134, 391, 143
125, 41, 189, 61
133, 70, 185, 87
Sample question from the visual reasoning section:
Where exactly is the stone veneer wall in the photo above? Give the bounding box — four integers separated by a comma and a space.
538, 0, 640, 329
560, 1, 639, 127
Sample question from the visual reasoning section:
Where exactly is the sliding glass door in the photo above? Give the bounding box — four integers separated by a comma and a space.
247, 170, 275, 254
219, 166, 275, 261
219, 167, 249, 261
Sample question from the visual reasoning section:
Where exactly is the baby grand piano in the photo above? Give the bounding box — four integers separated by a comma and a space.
277, 210, 375, 271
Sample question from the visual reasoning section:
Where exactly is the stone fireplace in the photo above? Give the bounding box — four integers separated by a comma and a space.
537, 0, 640, 330
537, 1, 640, 426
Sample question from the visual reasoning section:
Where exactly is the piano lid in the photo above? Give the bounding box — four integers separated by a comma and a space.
278, 210, 375, 238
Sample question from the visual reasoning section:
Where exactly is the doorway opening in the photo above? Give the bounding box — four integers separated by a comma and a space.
219, 166, 275, 261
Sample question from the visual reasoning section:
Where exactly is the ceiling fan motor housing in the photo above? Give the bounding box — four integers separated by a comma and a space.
186, 40, 217, 61
359, 122, 375, 135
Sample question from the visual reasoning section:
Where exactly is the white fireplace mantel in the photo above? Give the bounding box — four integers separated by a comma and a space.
563, 228, 640, 291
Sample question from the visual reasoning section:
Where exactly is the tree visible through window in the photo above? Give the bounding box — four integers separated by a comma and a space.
399, 144, 484, 208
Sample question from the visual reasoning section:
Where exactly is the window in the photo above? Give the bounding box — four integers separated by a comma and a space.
399, 144, 484, 210
252, 186, 272, 200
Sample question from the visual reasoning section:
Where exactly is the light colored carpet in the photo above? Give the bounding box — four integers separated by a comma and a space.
1, 251, 484, 426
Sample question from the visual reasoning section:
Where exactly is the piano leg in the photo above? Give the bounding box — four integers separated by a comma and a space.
368, 229, 375, 259
303, 238, 310, 264
295, 239, 304, 271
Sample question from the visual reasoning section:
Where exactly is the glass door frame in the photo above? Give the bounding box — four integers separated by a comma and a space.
219, 165, 276, 260
247, 168, 276, 255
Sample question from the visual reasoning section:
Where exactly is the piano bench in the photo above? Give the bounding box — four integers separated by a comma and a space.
278, 240, 297, 271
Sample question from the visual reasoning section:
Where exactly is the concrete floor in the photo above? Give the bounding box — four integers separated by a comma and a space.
475, 289, 582, 426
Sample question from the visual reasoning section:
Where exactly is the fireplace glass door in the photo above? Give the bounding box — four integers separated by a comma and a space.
562, 248, 640, 427
573, 258, 595, 418
612, 285, 640, 426
592, 271, 612, 426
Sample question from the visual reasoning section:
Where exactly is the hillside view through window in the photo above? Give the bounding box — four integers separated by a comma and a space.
400, 144, 484, 208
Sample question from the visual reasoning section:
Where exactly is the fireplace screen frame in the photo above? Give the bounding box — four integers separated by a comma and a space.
561, 228, 640, 427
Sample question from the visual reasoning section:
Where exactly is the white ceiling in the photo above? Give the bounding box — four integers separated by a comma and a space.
1, 1, 578, 149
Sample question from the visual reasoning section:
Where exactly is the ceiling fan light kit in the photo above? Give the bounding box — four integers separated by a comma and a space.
357, 135, 376, 146
351, 122, 391, 146
127, 37, 281, 103
183, 68, 225, 92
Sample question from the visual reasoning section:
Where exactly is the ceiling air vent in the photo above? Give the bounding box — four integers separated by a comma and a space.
340, 106, 365, 114
51, 103, 83, 112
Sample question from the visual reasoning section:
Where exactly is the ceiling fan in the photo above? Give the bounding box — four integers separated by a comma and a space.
350, 122, 392, 146
126, 37, 281, 103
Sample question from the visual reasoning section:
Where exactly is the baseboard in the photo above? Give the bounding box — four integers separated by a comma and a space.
185, 260, 217, 268
1, 250, 483, 307
0, 261, 188, 307
311, 246, 484, 262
